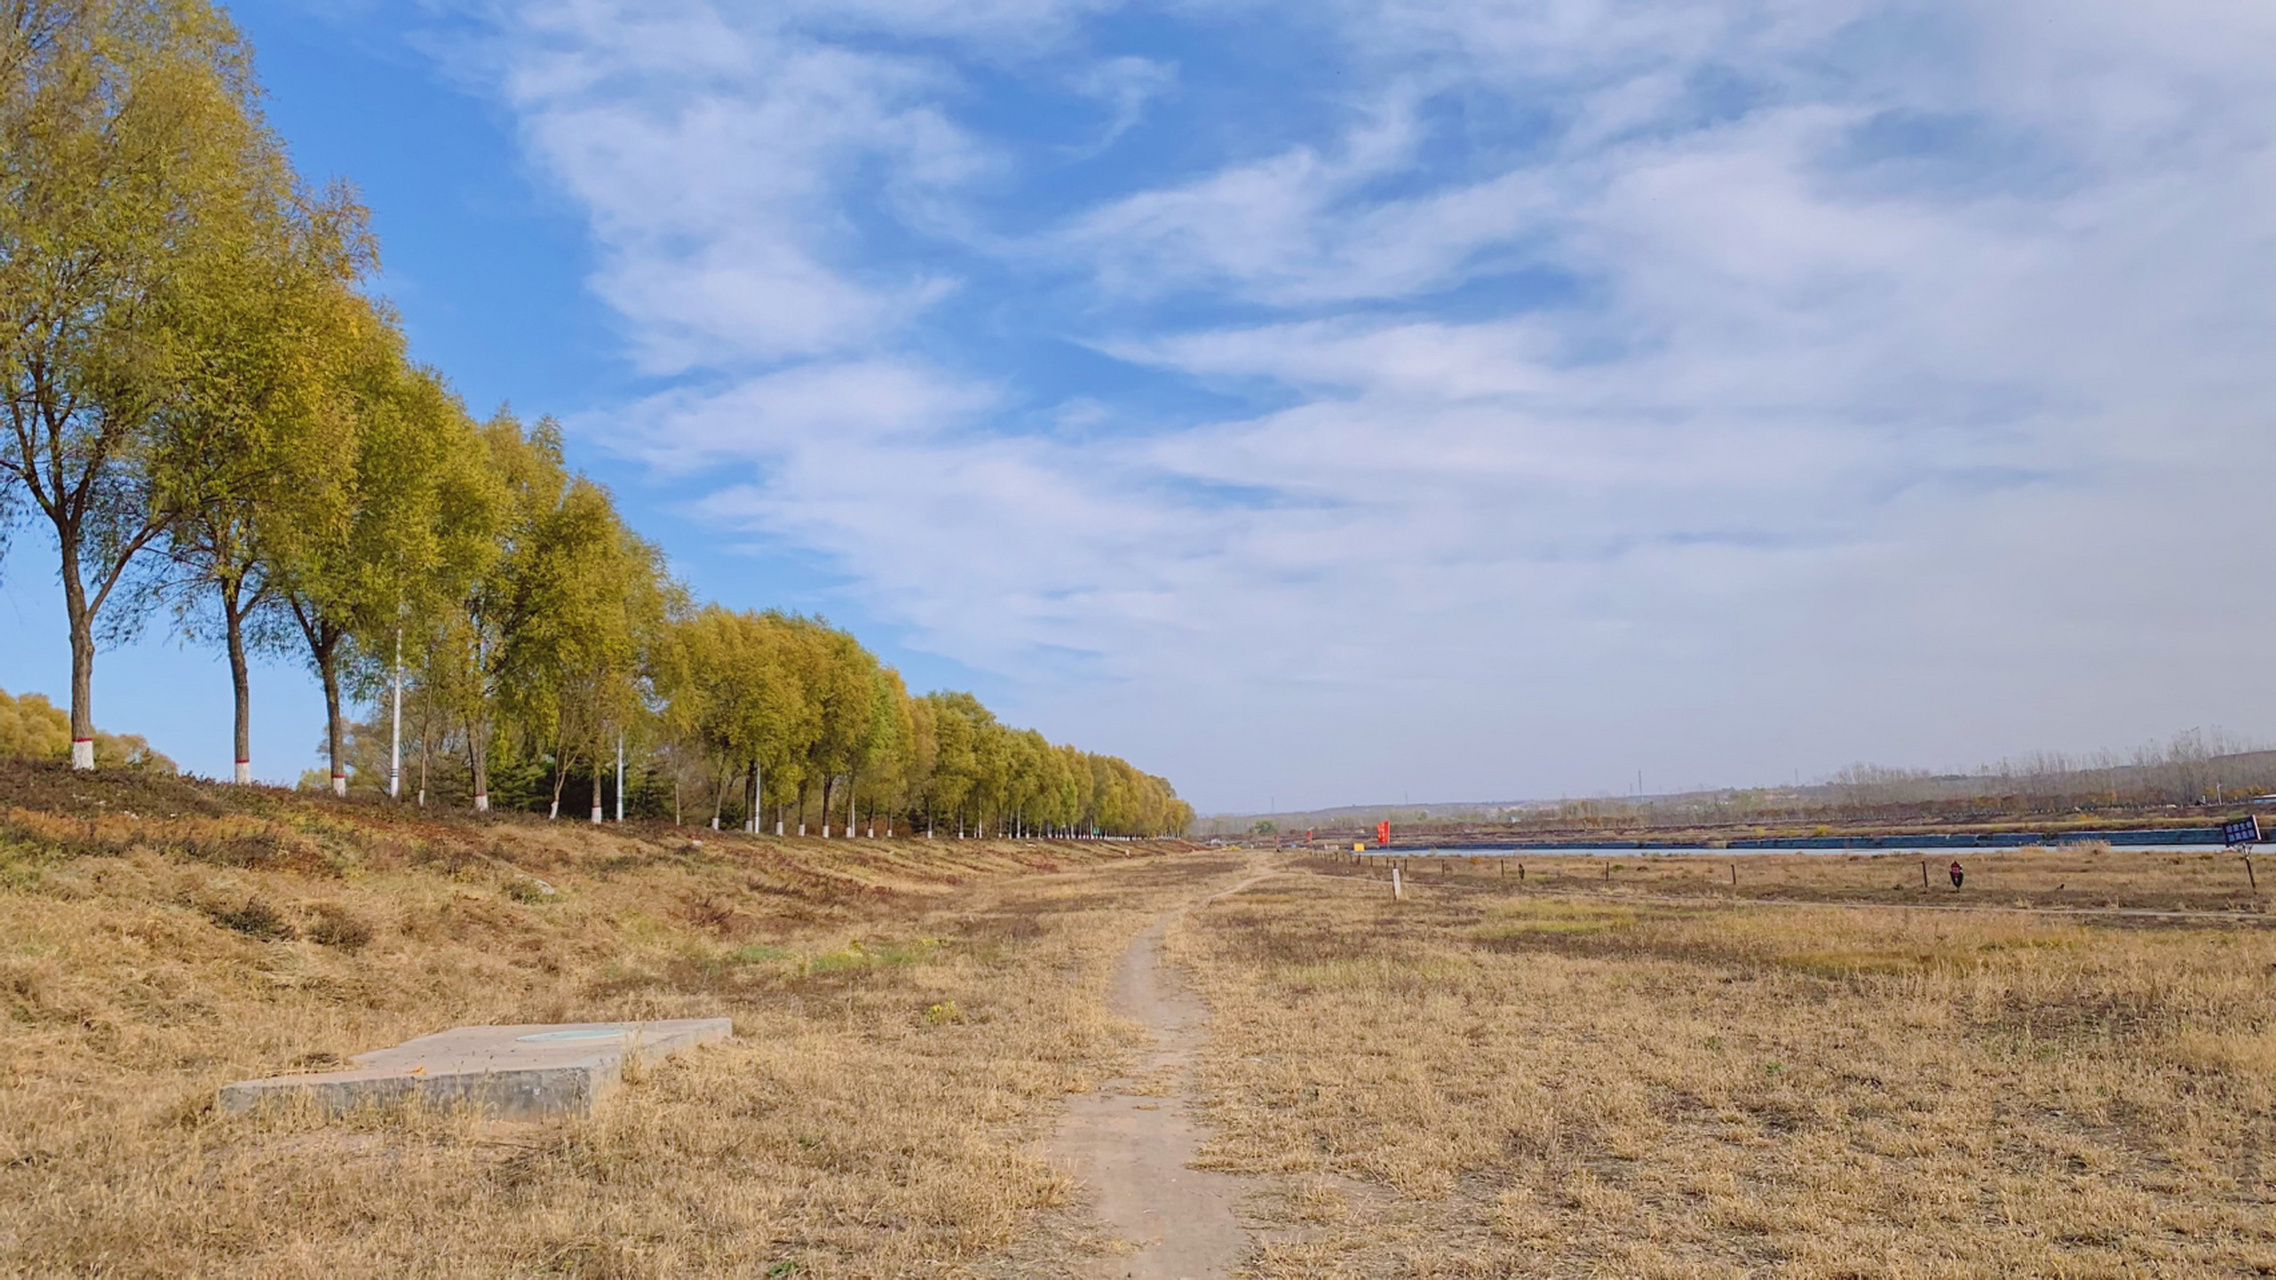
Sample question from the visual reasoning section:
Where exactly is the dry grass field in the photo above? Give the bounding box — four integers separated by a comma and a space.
1169, 853, 2276, 1277
9, 772, 2273, 1279
1342, 844, 2270, 914
0, 763, 1236, 1279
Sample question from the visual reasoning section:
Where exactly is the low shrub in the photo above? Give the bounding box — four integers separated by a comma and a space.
306, 904, 373, 952
206, 898, 297, 941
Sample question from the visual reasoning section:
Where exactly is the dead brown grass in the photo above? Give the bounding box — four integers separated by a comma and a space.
1334, 843, 2270, 914
1167, 863, 2276, 1277
0, 771, 1232, 1279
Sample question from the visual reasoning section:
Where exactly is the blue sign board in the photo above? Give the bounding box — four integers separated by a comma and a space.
2220, 816, 2262, 846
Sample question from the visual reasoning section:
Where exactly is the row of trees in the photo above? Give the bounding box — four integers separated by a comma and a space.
0, 0, 1191, 838
357, 605, 1193, 839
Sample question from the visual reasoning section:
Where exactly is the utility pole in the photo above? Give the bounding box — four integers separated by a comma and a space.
388, 629, 403, 800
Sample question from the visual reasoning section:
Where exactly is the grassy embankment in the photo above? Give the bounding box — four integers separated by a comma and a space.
0, 761, 1213, 1278
1168, 852, 2276, 1277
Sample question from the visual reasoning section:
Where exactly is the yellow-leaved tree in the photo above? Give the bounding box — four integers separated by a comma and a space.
0, 0, 277, 768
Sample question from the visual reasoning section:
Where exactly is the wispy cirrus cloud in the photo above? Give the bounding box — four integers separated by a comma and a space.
472, 0, 2276, 809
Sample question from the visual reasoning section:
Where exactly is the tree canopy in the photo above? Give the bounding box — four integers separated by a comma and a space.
0, 0, 1191, 838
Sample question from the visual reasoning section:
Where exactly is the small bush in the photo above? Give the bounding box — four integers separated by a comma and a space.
680, 894, 739, 933
207, 898, 297, 942
307, 904, 373, 952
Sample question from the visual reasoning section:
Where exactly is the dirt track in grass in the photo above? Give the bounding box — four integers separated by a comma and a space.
1045, 865, 1281, 1279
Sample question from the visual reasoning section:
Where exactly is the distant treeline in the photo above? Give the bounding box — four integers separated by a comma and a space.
0, 1, 1190, 837
0, 687, 170, 772
1817, 729, 2273, 815
1208, 729, 2271, 837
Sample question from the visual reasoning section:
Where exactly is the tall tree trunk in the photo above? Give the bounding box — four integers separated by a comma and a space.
222, 576, 251, 784
549, 747, 571, 819
821, 773, 835, 838
468, 719, 489, 811
285, 600, 347, 795
318, 638, 345, 796
61, 539, 95, 769
590, 763, 603, 824
469, 627, 491, 812
745, 760, 760, 834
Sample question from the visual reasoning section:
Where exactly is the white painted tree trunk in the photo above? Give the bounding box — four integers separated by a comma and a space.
474, 793, 489, 812
235, 760, 251, 785
72, 738, 93, 769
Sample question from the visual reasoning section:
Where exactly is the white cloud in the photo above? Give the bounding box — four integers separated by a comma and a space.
1064, 56, 1177, 155
475, 0, 2276, 808
598, 360, 999, 473
495, 0, 991, 370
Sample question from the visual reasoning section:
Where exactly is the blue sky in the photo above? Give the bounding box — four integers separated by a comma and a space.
5, 0, 2276, 812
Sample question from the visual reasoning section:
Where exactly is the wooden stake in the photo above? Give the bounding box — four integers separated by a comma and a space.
2247, 855, 2258, 892
1392, 867, 1403, 900
1730, 862, 1737, 886
1921, 860, 1930, 890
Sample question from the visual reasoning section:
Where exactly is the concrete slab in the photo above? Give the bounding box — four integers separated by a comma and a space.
218, 1018, 732, 1120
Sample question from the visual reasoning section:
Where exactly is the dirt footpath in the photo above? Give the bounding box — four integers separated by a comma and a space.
1045, 864, 1282, 1279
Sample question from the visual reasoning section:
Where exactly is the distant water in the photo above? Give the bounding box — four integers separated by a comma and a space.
1393, 843, 2227, 857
